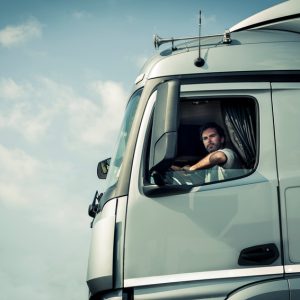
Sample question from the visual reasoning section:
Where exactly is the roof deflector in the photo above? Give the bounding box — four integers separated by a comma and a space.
230, 1, 300, 33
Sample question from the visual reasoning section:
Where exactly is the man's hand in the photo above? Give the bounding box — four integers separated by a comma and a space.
182, 165, 191, 171
189, 165, 198, 171
170, 165, 182, 171
171, 165, 191, 171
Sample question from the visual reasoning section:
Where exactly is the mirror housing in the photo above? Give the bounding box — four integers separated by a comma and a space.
97, 158, 111, 179
149, 80, 180, 173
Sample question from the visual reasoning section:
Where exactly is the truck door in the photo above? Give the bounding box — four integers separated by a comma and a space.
124, 81, 288, 299
272, 82, 300, 299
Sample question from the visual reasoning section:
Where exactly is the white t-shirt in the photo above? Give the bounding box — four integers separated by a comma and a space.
204, 148, 244, 183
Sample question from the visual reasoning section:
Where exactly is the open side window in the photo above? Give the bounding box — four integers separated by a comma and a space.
175, 97, 257, 169
144, 94, 257, 191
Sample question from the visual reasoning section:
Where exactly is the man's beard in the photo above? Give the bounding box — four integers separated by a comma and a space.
206, 143, 220, 153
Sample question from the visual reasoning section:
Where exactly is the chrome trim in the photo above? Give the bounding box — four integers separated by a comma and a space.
135, 73, 145, 84
124, 266, 283, 287
285, 264, 300, 273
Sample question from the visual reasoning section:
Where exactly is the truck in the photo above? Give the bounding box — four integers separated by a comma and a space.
87, 1, 300, 299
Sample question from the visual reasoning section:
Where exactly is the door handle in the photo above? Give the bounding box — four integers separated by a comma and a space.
238, 243, 279, 266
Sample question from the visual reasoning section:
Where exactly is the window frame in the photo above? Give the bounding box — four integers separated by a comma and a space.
142, 85, 261, 195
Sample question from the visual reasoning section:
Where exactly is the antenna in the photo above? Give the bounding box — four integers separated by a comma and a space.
194, 10, 205, 67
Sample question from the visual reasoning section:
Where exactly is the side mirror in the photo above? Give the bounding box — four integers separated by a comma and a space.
97, 158, 111, 179
148, 80, 180, 173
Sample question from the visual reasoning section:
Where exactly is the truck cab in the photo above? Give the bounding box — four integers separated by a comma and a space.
87, 2, 300, 299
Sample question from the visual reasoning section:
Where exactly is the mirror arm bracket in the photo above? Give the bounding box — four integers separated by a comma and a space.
88, 191, 103, 227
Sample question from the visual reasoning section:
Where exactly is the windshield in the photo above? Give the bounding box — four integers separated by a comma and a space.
105, 89, 142, 190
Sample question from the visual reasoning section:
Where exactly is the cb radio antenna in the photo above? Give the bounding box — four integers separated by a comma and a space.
194, 10, 205, 67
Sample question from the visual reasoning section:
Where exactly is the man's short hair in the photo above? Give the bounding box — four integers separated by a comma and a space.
199, 122, 225, 140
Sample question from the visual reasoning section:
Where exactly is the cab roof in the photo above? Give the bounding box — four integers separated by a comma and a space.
135, 1, 300, 86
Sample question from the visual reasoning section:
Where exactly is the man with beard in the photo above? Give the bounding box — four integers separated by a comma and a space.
173, 122, 244, 183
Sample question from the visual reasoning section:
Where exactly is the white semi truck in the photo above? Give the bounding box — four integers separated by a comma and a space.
87, 2, 300, 299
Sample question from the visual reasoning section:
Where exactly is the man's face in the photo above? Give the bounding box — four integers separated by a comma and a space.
202, 128, 224, 153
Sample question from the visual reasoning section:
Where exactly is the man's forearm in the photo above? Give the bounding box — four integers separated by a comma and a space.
189, 154, 212, 171
189, 151, 227, 171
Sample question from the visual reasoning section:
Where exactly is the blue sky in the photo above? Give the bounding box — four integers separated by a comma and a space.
0, 0, 284, 299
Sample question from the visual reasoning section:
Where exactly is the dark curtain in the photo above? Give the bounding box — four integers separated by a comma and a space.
222, 100, 256, 169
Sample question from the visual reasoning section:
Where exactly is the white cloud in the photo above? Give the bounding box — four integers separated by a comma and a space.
0, 182, 25, 206
89, 80, 127, 115
0, 77, 127, 148
0, 142, 90, 299
2, 105, 52, 142
0, 78, 28, 99
0, 144, 40, 179
0, 85, 56, 142
81, 80, 127, 145
0, 18, 42, 47
0, 147, 88, 300
0, 79, 49, 141
0, 144, 43, 207
37, 77, 127, 148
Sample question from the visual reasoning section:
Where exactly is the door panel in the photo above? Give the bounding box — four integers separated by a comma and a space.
271, 82, 300, 298
227, 279, 289, 300
289, 277, 300, 299
133, 277, 287, 300
125, 83, 286, 299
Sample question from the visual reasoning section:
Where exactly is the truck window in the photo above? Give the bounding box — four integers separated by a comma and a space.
105, 89, 142, 190
149, 97, 257, 187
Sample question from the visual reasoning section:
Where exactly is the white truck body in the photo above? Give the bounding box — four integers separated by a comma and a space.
87, 2, 300, 299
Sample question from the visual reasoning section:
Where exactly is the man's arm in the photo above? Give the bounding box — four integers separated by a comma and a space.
189, 151, 227, 171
